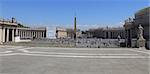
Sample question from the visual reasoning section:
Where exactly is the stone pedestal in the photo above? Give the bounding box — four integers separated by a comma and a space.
137, 38, 146, 48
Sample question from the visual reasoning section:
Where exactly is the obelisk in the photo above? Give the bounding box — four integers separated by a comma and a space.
74, 16, 77, 40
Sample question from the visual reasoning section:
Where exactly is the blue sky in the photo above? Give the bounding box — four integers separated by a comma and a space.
0, 0, 149, 37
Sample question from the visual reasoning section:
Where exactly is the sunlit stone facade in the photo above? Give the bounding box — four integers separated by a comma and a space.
0, 18, 47, 44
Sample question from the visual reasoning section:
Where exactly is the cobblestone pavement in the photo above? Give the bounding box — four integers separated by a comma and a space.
0, 46, 149, 74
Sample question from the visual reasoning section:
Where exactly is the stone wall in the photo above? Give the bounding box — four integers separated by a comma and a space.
33, 38, 125, 48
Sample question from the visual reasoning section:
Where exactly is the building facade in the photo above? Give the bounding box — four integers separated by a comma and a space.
56, 27, 67, 38
0, 18, 18, 43
81, 27, 125, 39
124, 7, 149, 49
101, 27, 125, 39
55, 27, 81, 39
0, 18, 47, 44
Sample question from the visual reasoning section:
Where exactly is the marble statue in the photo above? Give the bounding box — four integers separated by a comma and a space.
137, 24, 146, 48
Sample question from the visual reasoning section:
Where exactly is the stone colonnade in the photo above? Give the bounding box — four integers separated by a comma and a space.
0, 27, 17, 43
18, 29, 46, 39
0, 27, 46, 43
103, 31, 125, 39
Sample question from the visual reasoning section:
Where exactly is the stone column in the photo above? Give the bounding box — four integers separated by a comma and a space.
40, 32, 42, 38
28, 31, 29, 38
6, 29, 9, 42
15, 29, 18, 36
20, 31, 21, 38
26, 31, 28, 38
31, 31, 33, 38
36, 32, 38, 38
41, 32, 43, 38
137, 24, 146, 48
21, 31, 23, 38
40, 32, 41, 38
37, 32, 39, 38
30, 31, 31, 38
25, 31, 27, 38
12, 29, 14, 42
35, 32, 37, 38
2, 28, 5, 42
23, 31, 25, 38
22, 31, 24, 38
28, 31, 30, 38
0, 27, 2, 44
38, 32, 40, 38
19, 31, 21, 38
